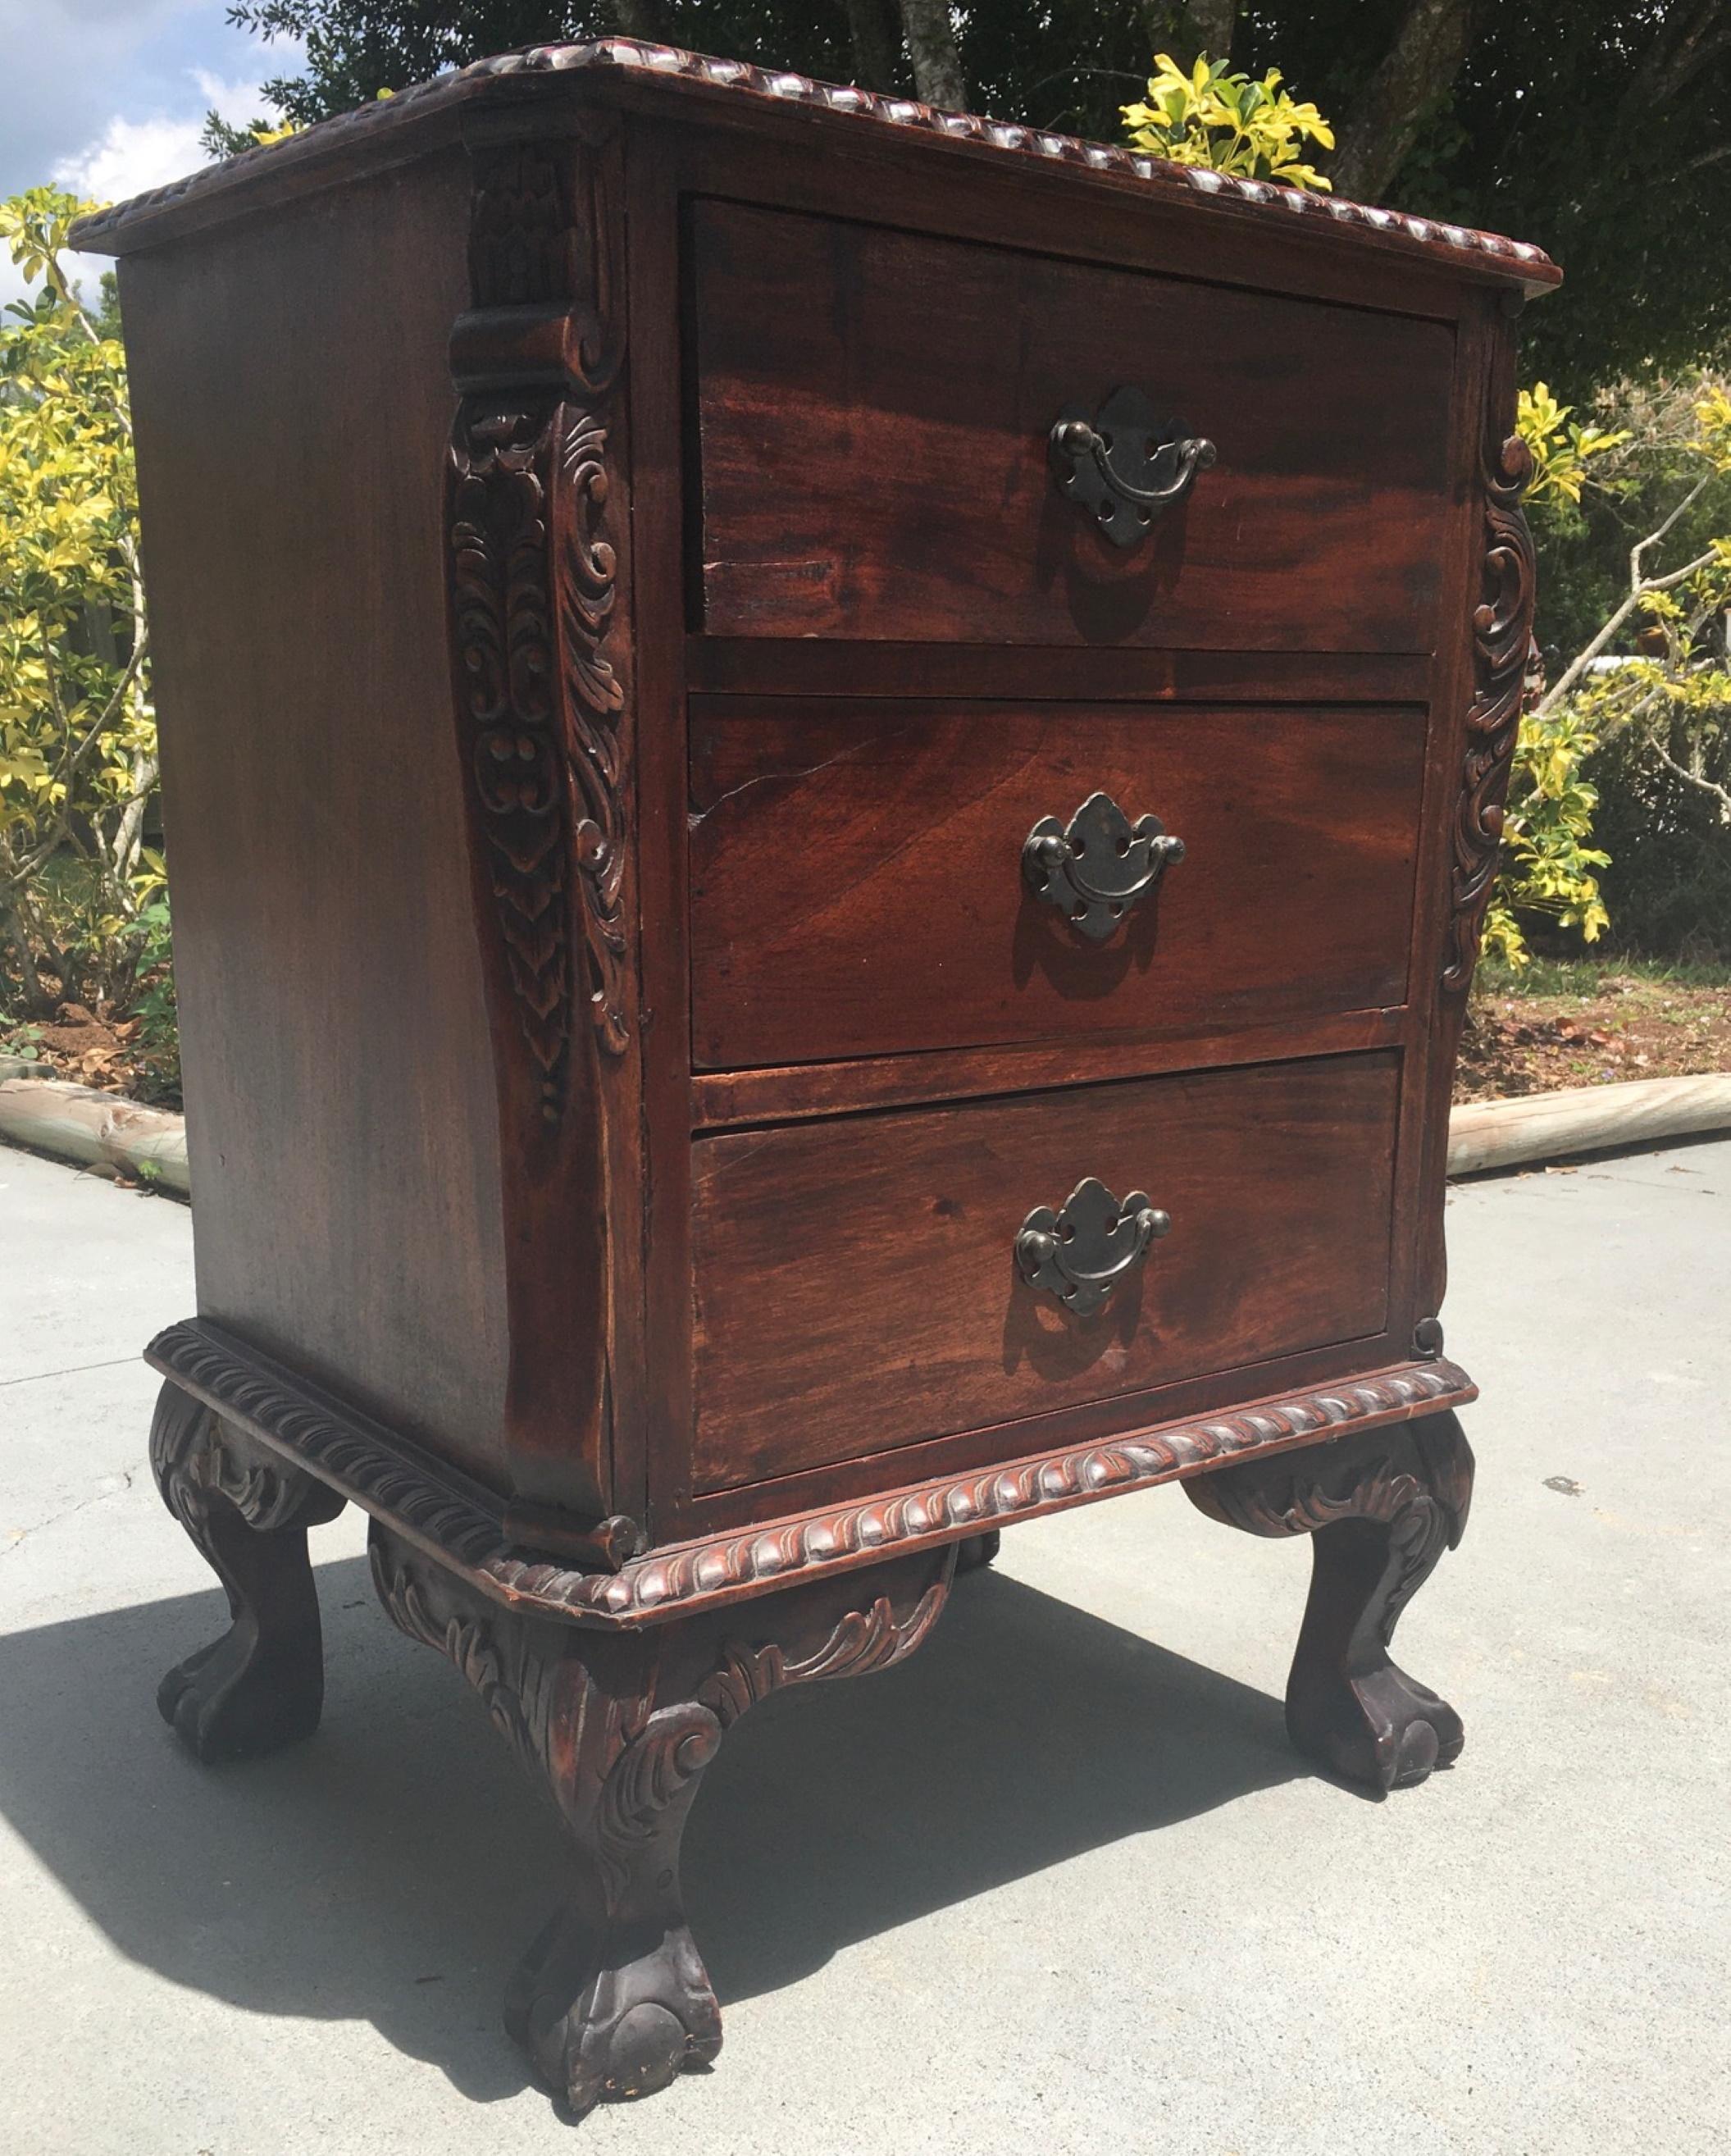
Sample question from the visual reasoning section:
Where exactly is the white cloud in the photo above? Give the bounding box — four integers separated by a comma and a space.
0, 63, 287, 314
52, 69, 281, 201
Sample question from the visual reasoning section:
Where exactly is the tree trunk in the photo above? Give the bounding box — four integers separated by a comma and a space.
611, 0, 673, 43
1186, 0, 1236, 63
897, 0, 967, 109
1329, 0, 1476, 203
846, 0, 905, 91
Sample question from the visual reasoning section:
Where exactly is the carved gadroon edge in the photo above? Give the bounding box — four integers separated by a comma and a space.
1442, 417, 1536, 994
148, 1315, 1476, 1630
448, 135, 629, 1125
68, 42, 1556, 292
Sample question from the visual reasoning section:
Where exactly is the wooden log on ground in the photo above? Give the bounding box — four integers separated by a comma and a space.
0, 1075, 190, 1195
1447, 1073, 1731, 1178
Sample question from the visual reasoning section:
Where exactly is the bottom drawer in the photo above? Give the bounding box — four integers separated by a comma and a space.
690, 1051, 1399, 1493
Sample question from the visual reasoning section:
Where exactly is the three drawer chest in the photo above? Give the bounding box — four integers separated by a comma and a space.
74, 38, 1554, 2122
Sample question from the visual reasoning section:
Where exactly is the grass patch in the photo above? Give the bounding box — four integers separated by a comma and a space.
1478, 953, 1731, 999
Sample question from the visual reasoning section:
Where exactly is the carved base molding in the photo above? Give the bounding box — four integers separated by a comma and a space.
143, 1381, 1475, 2117
370, 1527, 953, 2117
146, 1316, 1476, 1630
1186, 1411, 1475, 1791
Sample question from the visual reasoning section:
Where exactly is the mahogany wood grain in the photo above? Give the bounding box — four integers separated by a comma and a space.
82, 52, 1545, 2124
690, 1006, 1404, 1128
119, 153, 512, 1478
690, 202, 1455, 651
685, 638, 1433, 706
690, 1051, 1399, 1490
689, 700, 1425, 1069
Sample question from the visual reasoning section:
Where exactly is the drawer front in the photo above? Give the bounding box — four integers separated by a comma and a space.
690, 202, 1454, 651
690, 1052, 1397, 1492
690, 700, 1424, 1069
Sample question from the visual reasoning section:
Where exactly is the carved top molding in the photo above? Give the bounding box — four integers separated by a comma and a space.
70, 39, 1556, 294
147, 1315, 1476, 1632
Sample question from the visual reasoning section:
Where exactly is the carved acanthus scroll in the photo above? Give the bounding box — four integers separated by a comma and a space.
1443, 418, 1536, 993
447, 140, 629, 1130
370, 1527, 952, 2116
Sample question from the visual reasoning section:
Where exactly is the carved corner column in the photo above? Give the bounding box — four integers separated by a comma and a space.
1414, 301, 1537, 1357
444, 124, 639, 1535
371, 1529, 954, 2117
149, 1379, 346, 1762
1185, 1412, 1474, 1793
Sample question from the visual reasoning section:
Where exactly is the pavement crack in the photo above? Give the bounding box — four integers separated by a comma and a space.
0, 1353, 143, 1389
2, 1467, 136, 1554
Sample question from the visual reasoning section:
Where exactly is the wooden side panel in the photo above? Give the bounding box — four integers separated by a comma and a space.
690, 699, 1425, 1068
690, 1052, 1399, 1491
690, 202, 1455, 650
121, 150, 512, 1479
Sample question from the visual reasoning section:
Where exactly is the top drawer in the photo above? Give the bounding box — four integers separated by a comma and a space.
690, 201, 1455, 653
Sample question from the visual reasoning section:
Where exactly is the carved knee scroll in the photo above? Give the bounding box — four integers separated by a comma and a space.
149, 1379, 347, 1762
1185, 1411, 1474, 1794
371, 1527, 954, 2119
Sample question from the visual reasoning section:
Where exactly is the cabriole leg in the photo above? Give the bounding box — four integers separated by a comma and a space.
371, 1528, 953, 2119
1185, 1411, 1474, 1793
149, 1379, 347, 1762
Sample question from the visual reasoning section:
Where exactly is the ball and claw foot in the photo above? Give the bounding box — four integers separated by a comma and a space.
506, 1907, 723, 2118
1185, 1411, 1475, 1797
156, 1604, 324, 1764
1288, 1650, 1465, 1794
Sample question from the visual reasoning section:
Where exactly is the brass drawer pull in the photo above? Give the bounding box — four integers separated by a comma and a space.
1015, 1177, 1171, 1315
1023, 789, 1184, 941
1049, 385, 1216, 548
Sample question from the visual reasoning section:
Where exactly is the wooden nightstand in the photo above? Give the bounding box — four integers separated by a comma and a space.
74, 39, 1551, 2122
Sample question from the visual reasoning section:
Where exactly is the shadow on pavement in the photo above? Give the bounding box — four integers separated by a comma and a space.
0, 1547, 1301, 2104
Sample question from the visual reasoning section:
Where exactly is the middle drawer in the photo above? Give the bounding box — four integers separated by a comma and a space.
689, 698, 1426, 1069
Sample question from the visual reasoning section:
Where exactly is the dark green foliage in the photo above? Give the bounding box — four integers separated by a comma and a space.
1593, 731, 1731, 961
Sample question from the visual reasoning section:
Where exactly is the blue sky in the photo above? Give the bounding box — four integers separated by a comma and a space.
0, 1, 301, 306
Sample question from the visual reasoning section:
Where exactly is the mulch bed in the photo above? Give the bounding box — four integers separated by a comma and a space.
4, 1003, 180, 1107
1456, 975, 1731, 1102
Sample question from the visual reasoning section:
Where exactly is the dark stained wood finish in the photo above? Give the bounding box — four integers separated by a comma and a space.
690, 202, 1455, 651
82, 48, 1546, 2121
1187, 1409, 1474, 1790
372, 1520, 954, 2116
71, 40, 1556, 300
689, 698, 1425, 1068
441, 125, 642, 1521
686, 637, 1433, 705
690, 1053, 1400, 1490
117, 152, 513, 1479
690, 1005, 1404, 1128
149, 1380, 347, 1760
147, 1313, 1474, 1625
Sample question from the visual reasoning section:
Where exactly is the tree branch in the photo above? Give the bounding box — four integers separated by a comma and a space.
1631, 471, 1711, 586
1646, 725, 1731, 820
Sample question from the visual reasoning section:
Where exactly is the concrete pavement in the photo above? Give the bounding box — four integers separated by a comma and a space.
2, 1137, 1727, 2155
